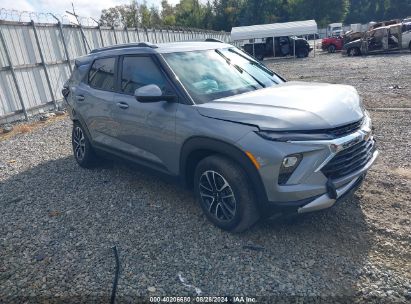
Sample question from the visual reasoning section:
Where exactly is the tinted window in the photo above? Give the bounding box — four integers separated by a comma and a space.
121, 56, 167, 95
88, 57, 116, 91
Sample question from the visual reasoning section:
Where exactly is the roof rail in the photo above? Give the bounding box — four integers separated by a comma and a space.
90, 42, 158, 54
205, 38, 224, 43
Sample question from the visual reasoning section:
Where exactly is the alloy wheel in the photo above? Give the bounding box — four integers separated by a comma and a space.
73, 126, 86, 161
199, 170, 237, 221
349, 48, 357, 56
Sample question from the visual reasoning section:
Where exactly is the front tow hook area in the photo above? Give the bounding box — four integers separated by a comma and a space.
297, 176, 361, 214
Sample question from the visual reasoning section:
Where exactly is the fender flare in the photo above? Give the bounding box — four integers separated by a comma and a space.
180, 136, 269, 209
70, 109, 93, 142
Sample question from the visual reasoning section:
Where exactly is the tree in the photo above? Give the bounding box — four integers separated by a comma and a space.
175, 0, 204, 28
99, 0, 410, 32
150, 5, 162, 26
161, 0, 176, 26
139, 3, 152, 27
100, 0, 139, 27
288, 0, 350, 27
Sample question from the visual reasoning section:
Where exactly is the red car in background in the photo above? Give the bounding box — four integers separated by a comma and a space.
321, 36, 344, 53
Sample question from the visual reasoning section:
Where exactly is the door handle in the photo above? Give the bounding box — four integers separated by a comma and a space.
76, 95, 85, 101
116, 102, 129, 109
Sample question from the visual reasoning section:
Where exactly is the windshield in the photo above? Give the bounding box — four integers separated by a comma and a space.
163, 48, 284, 103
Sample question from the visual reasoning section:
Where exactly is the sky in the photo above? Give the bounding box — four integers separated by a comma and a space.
1, 0, 181, 19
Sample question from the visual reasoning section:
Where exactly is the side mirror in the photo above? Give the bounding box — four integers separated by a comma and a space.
134, 84, 176, 103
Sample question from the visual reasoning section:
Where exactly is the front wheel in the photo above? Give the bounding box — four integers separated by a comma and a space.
256, 54, 264, 61
194, 155, 260, 232
328, 44, 336, 53
296, 48, 308, 58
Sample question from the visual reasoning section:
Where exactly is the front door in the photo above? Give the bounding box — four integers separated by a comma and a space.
111, 55, 177, 173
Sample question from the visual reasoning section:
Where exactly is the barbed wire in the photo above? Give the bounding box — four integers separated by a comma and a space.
0, 8, 98, 26
0, 7, 231, 34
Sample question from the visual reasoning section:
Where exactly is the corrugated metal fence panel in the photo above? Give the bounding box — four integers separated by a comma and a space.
83, 28, 103, 50
101, 28, 115, 46
0, 71, 19, 115
0, 20, 231, 122
63, 26, 86, 58
47, 64, 70, 101
2, 24, 40, 66
37, 25, 66, 63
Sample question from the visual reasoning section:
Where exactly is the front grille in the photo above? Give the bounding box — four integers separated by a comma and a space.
326, 119, 363, 138
322, 139, 376, 179
299, 119, 363, 139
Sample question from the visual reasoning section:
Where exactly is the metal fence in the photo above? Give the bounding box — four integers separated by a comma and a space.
0, 19, 231, 124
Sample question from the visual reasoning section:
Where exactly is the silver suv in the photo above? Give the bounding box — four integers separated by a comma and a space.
63, 41, 378, 232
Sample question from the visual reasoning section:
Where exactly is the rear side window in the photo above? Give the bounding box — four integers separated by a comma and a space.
69, 64, 89, 85
88, 57, 116, 91
120, 56, 167, 95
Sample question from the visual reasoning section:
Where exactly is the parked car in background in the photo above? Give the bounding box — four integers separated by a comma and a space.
321, 36, 344, 53
243, 36, 312, 60
343, 22, 411, 56
63, 41, 377, 232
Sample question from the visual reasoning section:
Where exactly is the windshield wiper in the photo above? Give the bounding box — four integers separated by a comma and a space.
215, 49, 266, 88
227, 49, 280, 84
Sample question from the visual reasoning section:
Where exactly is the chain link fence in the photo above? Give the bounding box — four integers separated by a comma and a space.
0, 9, 231, 124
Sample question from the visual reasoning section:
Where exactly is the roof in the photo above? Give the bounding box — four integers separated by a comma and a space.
231, 20, 318, 41
92, 41, 231, 55
76, 41, 232, 65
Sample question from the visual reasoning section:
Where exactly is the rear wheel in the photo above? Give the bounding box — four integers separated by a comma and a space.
328, 44, 336, 53
194, 155, 260, 232
72, 121, 98, 168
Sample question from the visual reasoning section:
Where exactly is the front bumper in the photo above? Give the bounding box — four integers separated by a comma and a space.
265, 148, 377, 215
236, 113, 378, 215
298, 172, 364, 213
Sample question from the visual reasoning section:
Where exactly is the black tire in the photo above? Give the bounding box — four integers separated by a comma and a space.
256, 54, 264, 61
72, 121, 98, 168
194, 155, 260, 232
296, 48, 308, 58
348, 47, 360, 57
328, 44, 336, 53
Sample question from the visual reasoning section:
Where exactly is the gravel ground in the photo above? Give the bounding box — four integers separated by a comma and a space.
1, 52, 411, 303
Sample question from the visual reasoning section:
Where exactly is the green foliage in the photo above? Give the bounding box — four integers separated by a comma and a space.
99, 0, 411, 30
345, 0, 411, 23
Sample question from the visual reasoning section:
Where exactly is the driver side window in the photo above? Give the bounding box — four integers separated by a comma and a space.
120, 56, 168, 95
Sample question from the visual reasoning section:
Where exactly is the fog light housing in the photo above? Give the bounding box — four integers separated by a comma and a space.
278, 154, 303, 185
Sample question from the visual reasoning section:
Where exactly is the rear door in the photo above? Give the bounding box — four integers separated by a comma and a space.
74, 57, 118, 145
111, 55, 178, 173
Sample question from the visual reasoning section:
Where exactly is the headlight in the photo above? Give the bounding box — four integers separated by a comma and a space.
278, 154, 303, 185
256, 131, 334, 142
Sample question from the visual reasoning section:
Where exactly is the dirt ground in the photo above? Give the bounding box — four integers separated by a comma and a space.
1, 51, 410, 303
267, 52, 411, 297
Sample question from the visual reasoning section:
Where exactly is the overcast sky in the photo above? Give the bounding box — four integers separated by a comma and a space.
2, 0, 181, 19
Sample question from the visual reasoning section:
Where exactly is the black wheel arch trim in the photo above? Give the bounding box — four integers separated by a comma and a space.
180, 136, 269, 210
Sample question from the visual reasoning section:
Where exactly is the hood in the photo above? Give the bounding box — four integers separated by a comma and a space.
195, 81, 364, 131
